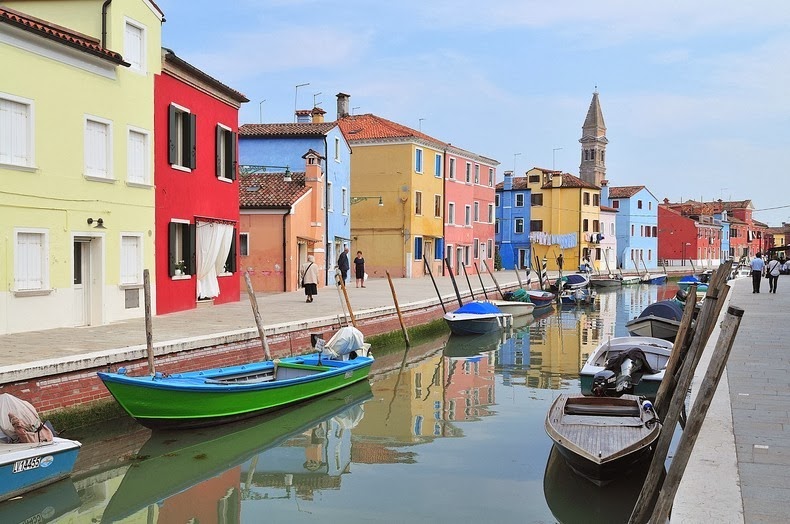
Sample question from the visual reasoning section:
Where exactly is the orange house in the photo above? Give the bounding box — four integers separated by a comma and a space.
239, 150, 326, 292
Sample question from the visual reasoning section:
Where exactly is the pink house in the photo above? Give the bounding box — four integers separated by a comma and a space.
154, 49, 248, 314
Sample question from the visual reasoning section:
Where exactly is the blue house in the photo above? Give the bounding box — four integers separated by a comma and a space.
238, 108, 352, 285
495, 171, 532, 269
601, 183, 660, 271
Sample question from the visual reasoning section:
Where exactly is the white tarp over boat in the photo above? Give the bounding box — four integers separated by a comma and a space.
0, 393, 53, 443
322, 326, 370, 359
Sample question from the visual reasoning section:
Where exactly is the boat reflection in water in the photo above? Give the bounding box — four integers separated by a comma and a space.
0, 477, 80, 524
543, 445, 648, 524
101, 381, 372, 523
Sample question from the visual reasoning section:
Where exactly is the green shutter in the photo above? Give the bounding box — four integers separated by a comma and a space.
188, 113, 197, 169
215, 125, 222, 178
168, 105, 177, 165
228, 132, 237, 180
187, 223, 197, 274
168, 222, 177, 276
226, 228, 237, 273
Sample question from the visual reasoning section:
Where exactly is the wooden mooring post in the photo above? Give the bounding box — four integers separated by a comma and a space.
474, 262, 489, 300
143, 269, 156, 375
386, 271, 411, 347
444, 257, 464, 308
424, 258, 447, 313
483, 260, 505, 299
461, 263, 476, 300
336, 272, 358, 328
244, 271, 272, 361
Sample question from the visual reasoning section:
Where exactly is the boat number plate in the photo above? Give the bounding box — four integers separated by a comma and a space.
12, 455, 53, 473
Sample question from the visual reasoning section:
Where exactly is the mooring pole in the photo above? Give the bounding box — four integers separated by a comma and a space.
424, 258, 447, 313
336, 272, 358, 328
143, 269, 156, 375
244, 271, 272, 360
444, 257, 463, 308
461, 263, 476, 300
386, 271, 411, 347
474, 262, 489, 300
483, 260, 505, 299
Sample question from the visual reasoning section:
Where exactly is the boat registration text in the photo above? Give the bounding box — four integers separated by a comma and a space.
12, 455, 54, 473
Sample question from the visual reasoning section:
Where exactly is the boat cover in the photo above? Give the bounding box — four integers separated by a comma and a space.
679, 275, 701, 284
603, 348, 660, 376
638, 300, 683, 321
324, 326, 366, 357
564, 274, 589, 286
0, 393, 53, 443
455, 301, 502, 315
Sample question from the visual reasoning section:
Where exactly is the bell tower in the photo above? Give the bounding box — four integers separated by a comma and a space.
579, 90, 608, 187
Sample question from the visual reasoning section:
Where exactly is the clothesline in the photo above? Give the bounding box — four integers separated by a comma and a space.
528, 231, 578, 248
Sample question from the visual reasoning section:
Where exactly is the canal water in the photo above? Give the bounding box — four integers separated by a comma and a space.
2, 284, 684, 524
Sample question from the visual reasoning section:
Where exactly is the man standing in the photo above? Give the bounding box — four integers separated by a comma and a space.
749, 252, 765, 293
337, 246, 350, 285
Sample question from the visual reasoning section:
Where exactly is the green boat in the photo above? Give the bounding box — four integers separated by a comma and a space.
101, 382, 373, 523
98, 352, 373, 429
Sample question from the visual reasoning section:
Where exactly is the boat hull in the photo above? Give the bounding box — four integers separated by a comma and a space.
625, 315, 680, 342
98, 355, 373, 429
641, 275, 667, 285
589, 277, 621, 288
487, 299, 535, 316
443, 313, 507, 336
0, 438, 81, 503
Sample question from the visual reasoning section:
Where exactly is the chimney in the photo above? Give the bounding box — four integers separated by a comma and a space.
304, 150, 326, 280
311, 106, 326, 123
503, 170, 513, 191
337, 92, 350, 119
295, 109, 311, 123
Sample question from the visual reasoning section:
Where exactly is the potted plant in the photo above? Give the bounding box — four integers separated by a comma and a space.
175, 260, 186, 276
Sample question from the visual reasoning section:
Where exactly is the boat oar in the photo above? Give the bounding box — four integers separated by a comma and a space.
444, 257, 464, 307
483, 259, 505, 299
244, 271, 272, 360
143, 269, 156, 375
461, 263, 476, 300
474, 263, 489, 300
424, 258, 447, 313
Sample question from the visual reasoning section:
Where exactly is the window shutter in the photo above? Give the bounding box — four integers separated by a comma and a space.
215, 125, 222, 178
187, 223, 197, 274
188, 113, 197, 169
168, 105, 177, 165
226, 228, 237, 273
168, 222, 177, 276
229, 132, 237, 180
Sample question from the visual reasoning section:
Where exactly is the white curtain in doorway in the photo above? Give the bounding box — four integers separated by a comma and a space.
196, 220, 234, 299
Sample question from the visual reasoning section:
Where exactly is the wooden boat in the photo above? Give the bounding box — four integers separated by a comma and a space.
443, 301, 512, 336
98, 335, 374, 429
0, 393, 81, 503
524, 289, 556, 309
619, 274, 640, 285
639, 272, 667, 285
559, 288, 596, 306
487, 298, 535, 317
550, 273, 590, 292
545, 394, 661, 485
102, 381, 372, 523
625, 299, 684, 341
579, 336, 674, 398
589, 274, 622, 288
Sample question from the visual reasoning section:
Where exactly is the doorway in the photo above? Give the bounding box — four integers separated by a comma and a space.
73, 239, 91, 326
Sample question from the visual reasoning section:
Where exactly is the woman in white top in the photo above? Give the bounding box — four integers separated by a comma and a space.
765, 255, 782, 294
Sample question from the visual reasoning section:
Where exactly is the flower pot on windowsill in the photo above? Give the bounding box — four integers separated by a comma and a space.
175, 269, 183, 276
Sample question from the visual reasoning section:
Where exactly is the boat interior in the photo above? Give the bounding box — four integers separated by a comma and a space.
590, 347, 669, 371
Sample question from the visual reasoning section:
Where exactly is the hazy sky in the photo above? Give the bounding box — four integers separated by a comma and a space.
156, 1, 790, 226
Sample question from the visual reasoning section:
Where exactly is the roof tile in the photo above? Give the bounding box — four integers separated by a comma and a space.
239, 172, 310, 208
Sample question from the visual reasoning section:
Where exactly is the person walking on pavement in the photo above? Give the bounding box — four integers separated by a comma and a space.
337, 246, 350, 285
766, 254, 782, 294
300, 255, 319, 303
750, 252, 765, 293
354, 251, 366, 288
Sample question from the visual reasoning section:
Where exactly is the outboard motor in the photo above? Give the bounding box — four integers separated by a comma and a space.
675, 288, 688, 302
616, 357, 638, 393
591, 369, 617, 396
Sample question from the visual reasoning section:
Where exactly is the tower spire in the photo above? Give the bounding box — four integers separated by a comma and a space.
579, 91, 608, 187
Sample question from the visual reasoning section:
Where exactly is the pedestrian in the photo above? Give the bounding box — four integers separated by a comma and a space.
782, 259, 790, 275
354, 251, 366, 288
300, 255, 319, 303
749, 252, 765, 293
765, 254, 782, 294
337, 246, 350, 285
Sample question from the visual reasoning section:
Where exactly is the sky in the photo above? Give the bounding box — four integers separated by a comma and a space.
156, 0, 790, 227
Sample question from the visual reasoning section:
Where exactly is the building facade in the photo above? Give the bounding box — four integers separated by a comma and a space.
494, 171, 532, 270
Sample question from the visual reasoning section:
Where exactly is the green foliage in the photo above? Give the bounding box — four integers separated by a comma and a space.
494, 248, 503, 270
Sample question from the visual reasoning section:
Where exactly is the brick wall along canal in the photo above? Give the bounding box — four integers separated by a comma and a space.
11, 284, 683, 524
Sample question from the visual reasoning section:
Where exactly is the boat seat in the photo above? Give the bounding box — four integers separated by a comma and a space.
204, 374, 274, 385
564, 403, 641, 417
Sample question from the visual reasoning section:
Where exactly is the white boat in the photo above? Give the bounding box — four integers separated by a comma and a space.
578, 336, 674, 398
443, 301, 512, 336
488, 299, 535, 317
731, 265, 751, 279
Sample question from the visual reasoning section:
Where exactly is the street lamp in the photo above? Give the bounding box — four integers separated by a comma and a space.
294, 82, 310, 122
259, 99, 266, 123
238, 164, 292, 182
350, 196, 384, 206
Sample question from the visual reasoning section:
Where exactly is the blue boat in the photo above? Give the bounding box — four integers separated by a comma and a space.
625, 299, 684, 342
443, 301, 512, 336
678, 275, 708, 292
640, 273, 667, 285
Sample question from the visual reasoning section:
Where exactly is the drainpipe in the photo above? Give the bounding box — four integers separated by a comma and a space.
101, 0, 112, 48
324, 135, 330, 286
283, 210, 289, 292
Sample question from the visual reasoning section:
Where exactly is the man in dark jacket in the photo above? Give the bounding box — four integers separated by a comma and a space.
337, 246, 350, 284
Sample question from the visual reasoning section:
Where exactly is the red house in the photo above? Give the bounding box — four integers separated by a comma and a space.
154, 49, 248, 314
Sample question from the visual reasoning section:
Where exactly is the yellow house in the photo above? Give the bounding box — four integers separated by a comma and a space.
336, 95, 444, 278
526, 167, 601, 272
0, 1, 163, 334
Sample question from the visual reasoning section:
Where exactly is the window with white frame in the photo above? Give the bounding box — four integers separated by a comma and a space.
169, 221, 193, 277
14, 230, 47, 291
168, 104, 196, 169
334, 137, 340, 161
474, 164, 480, 184
124, 19, 146, 73
414, 237, 423, 260
239, 232, 249, 256
515, 218, 524, 234
327, 181, 333, 211
464, 246, 471, 265
495, 194, 500, 207
495, 219, 499, 234
120, 235, 142, 285
474, 238, 479, 258
0, 94, 34, 168
215, 124, 236, 180
415, 191, 423, 215
465, 162, 471, 183
85, 117, 112, 179
435, 153, 442, 178
341, 187, 348, 214
464, 205, 471, 226
487, 239, 493, 258
474, 201, 480, 222
127, 128, 149, 185
515, 193, 524, 207
448, 202, 455, 224
434, 194, 441, 217
449, 158, 456, 179
488, 168, 494, 187
415, 148, 423, 173
488, 203, 494, 223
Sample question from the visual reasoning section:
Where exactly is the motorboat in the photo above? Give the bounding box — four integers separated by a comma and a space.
443, 301, 512, 336
545, 394, 660, 485
487, 299, 535, 317
625, 299, 684, 342
559, 288, 596, 306
550, 273, 590, 292
588, 274, 622, 288
579, 336, 674, 398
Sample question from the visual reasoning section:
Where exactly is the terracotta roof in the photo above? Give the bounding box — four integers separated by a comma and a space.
302, 149, 325, 160
162, 48, 248, 103
541, 173, 599, 190
600, 205, 618, 212
0, 6, 128, 66
337, 114, 447, 148
239, 122, 337, 137
495, 177, 529, 191
608, 186, 644, 198
239, 172, 310, 208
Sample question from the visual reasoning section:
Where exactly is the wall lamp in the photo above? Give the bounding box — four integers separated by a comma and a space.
238, 165, 291, 182
350, 196, 384, 206
87, 217, 106, 229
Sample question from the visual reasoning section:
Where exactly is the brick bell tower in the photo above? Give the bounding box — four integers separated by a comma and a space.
579, 90, 608, 187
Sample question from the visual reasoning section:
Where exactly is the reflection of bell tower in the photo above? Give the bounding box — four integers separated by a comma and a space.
579, 90, 608, 187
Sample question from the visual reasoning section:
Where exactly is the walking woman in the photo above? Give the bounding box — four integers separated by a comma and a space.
301, 255, 319, 302
354, 251, 366, 288
766, 254, 782, 294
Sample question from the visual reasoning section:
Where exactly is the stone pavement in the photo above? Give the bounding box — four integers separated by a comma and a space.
1, 269, 785, 522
